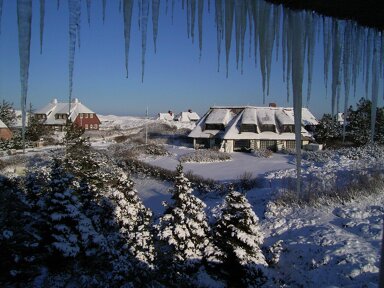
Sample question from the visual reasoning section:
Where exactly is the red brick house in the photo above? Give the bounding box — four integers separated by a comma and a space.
0, 119, 12, 140
34, 98, 101, 131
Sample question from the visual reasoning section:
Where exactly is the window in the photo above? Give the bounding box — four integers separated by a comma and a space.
94, 124, 98, 129
80, 113, 83, 118
90, 114, 93, 118
205, 123, 225, 130
260, 140, 277, 151
281, 125, 294, 133
241, 124, 257, 133
261, 124, 275, 132
285, 140, 296, 150
85, 114, 88, 118
85, 124, 88, 129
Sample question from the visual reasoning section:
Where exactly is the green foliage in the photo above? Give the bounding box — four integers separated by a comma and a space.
26, 113, 50, 142
0, 100, 17, 128
347, 98, 384, 145
63, 120, 85, 144
314, 114, 342, 145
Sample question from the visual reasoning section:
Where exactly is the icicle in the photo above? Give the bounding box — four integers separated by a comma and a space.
190, 0, 196, 43
198, 0, 203, 59
224, 0, 234, 78
0, 0, 4, 34
331, 20, 341, 116
165, 0, 168, 15
282, 10, 287, 92
351, 26, 362, 98
123, 0, 133, 78
39, 0, 45, 54
208, 0, 210, 14
68, 0, 81, 105
305, 13, 315, 105
234, 0, 242, 70
364, 30, 372, 99
57, 0, 60, 10
258, 1, 275, 100
239, 1, 246, 74
370, 37, 380, 143
323, 17, 331, 98
342, 23, 352, 142
290, 11, 305, 197
215, 0, 223, 72
172, 0, 175, 24
138, 0, 141, 30
140, 0, 150, 82
102, 0, 106, 23
233, 0, 246, 73
86, 0, 91, 26
119, 0, 121, 14
246, 0, 253, 58
17, 0, 32, 152
186, 0, 190, 38
152, 0, 160, 53
273, 5, 280, 62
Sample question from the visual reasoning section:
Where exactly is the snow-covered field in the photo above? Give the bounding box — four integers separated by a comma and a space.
2, 114, 383, 287
95, 115, 384, 287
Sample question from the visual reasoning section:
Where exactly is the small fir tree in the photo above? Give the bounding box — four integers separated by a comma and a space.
213, 190, 267, 286
156, 163, 211, 280
41, 159, 105, 266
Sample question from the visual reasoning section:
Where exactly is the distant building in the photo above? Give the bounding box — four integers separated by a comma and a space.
176, 109, 200, 122
34, 98, 101, 131
158, 110, 175, 121
189, 105, 318, 153
0, 119, 13, 140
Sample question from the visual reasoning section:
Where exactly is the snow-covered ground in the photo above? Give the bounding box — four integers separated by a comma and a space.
3, 114, 383, 287
100, 115, 383, 287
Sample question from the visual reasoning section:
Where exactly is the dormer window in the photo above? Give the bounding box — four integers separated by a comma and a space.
240, 124, 257, 133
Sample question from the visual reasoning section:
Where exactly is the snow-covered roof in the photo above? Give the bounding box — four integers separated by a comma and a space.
177, 111, 200, 122
205, 108, 231, 125
189, 105, 316, 140
257, 109, 276, 126
35, 98, 96, 125
158, 112, 175, 121
0, 119, 8, 129
283, 108, 318, 126
241, 107, 257, 125
275, 110, 294, 125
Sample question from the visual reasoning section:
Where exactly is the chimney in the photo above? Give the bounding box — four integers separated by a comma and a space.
188, 109, 192, 113
168, 110, 173, 116
269, 103, 277, 108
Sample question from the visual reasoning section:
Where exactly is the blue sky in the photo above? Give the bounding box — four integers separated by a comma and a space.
0, 0, 375, 118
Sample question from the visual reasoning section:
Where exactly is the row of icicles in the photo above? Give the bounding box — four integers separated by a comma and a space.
6, 0, 384, 194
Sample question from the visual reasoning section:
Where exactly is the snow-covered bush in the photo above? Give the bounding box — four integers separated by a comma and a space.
252, 149, 273, 158
179, 149, 231, 163
156, 164, 211, 283
236, 171, 259, 192
212, 190, 267, 286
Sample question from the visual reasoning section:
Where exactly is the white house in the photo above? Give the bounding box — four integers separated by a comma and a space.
34, 98, 101, 131
188, 105, 318, 153
176, 109, 200, 122
158, 110, 175, 121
